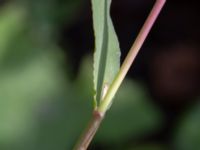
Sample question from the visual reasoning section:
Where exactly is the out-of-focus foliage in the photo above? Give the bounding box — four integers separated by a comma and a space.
174, 99, 200, 150
0, 0, 83, 149
128, 144, 166, 150
0, 5, 25, 58
0, 0, 199, 150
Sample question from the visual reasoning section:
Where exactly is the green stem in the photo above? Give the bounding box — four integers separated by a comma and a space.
98, 0, 166, 113
74, 0, 166, 149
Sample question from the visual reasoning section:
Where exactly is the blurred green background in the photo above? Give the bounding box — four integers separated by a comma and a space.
0, 0, 199, 150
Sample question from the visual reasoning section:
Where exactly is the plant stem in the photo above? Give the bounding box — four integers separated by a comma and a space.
73, 110, 104, 150
74, 0, 166, 149
98, 0, 166, 113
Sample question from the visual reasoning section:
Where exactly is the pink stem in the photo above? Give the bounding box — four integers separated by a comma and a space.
120, 0, 166, 79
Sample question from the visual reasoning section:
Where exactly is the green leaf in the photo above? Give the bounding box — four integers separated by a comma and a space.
92, 0, 121, 105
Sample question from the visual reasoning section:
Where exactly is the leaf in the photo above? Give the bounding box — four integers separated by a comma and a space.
92, 0, 121, 105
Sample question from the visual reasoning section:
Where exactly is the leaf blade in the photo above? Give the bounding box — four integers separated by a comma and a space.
92, 0, 120, 105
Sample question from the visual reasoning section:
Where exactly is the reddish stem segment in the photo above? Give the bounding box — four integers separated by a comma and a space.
73, 111, 104, 150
